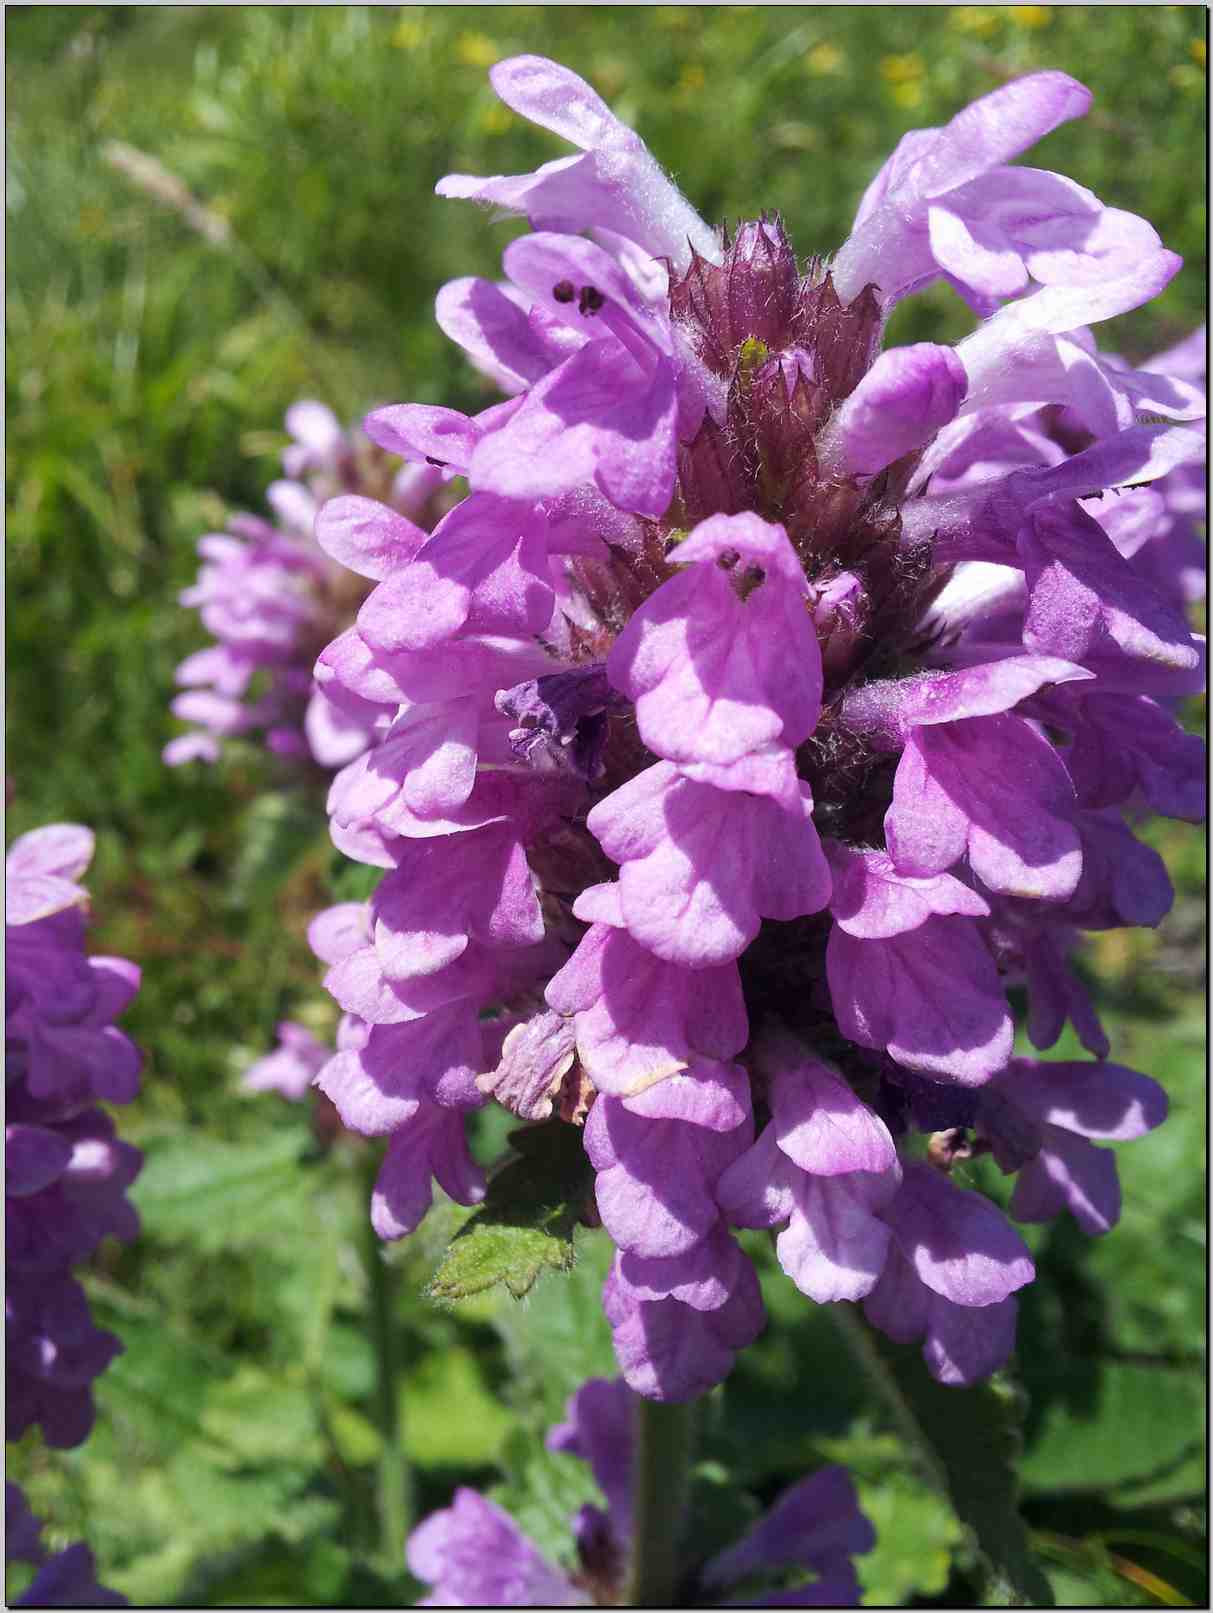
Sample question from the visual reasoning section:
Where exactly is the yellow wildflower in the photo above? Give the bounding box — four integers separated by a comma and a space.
1008, 6, 1052, 28
455, 32, 499, 69
805, 42, 845, 77
879, 52, 924, 85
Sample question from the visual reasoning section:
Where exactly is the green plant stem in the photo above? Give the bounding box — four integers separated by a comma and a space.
627, 1398, 696, 1607
827, 1304, 950, 1498
362, 1158, 412, 1571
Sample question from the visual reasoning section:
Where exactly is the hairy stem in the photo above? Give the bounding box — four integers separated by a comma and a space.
362, 1160, 412, 1569
627, 1398, 696, 1607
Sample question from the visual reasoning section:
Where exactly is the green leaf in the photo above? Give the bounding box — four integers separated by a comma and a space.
476, 1232, 618, 1567
177, 1536, 352, 1609
833, 1310, 1053, 1607
490, 1227, 618, 1424
199, 1364, 324, 1469
87, 1295, 231, 1449
130, 1129, 313, 1253
325, 1400, 382, 1468
401, 1346, 517, 1469
855, 1471, 964, 1605
426, 1121, 595, 1302
1020, 1363, 1204, 1501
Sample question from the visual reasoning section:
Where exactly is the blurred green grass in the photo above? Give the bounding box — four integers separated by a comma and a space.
6, 6, 1206, 1607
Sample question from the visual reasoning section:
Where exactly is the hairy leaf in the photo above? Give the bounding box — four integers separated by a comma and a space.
426, 1121, 595, 1302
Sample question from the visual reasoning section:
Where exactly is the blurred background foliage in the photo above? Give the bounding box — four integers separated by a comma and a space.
5, 5, 1206, 1607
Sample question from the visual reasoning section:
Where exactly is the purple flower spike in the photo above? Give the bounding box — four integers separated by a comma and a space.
311, 51, 1202, 1401
166, 400, 440, 771
6, 822, 143, 1462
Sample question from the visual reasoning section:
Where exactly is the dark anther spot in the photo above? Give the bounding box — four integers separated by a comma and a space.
578, 284, 606, 316
737, 563, 766, 600
552, 280, 576, 303
716, 548, 741, 570
425, 456, 448, 467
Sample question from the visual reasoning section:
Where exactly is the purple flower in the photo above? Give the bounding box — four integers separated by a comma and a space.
606, 512, 823, 769
719, 1039, 901, 1306
241, 1020, 331, 1102
832, 73, 1162, 311
545, 890, 749, 1097
825, 845, 1012, 1085
586, 761, 830, 967
4, 824, 94, 925
6, 1273, 123, 1450
312, 54, 1204, 1398
861, 1163, 1034, 1385
978, 1057, 1167, 1235
408, 1488, 587, 1607
5, 1484, 125, 1607
435, 56, 718, 271
407, 1375, 874, 1605
6, 825, 142, 1453
165, 403, 445, 772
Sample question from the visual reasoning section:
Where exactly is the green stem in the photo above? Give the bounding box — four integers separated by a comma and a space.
827, 1305, 950, 1498
362, 1159, 412, 1571
627, 1398, 696, 1607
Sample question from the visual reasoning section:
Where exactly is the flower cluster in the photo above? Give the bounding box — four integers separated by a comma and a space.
407, 1376, 874, 1606
310, 57, 1204, 1398
5, 1483, 123, 1608
165, 401, 448, 771
6, 824, 144, 1450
